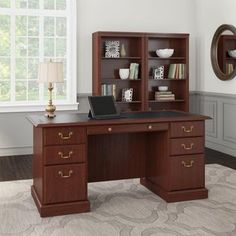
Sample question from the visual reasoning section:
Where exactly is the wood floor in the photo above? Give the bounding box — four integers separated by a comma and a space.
0, 148, 235, 182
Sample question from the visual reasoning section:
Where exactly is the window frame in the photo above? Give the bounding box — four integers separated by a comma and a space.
0, 0, 78, 113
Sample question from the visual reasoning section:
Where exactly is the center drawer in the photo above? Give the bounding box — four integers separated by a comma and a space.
87, 123, 168, 135
44, 144, 86, 165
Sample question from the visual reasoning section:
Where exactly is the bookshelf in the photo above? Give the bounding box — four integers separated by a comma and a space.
93, 31, 189, 112
218, 35, 236, 75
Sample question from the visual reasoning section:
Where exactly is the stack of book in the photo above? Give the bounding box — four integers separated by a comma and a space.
129, 63, 139, 79
155, 91, 175, 101
168, 64, 186, 79
101, 84, 116, 99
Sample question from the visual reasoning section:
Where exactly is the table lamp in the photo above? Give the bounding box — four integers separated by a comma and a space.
38, 61, 63, 118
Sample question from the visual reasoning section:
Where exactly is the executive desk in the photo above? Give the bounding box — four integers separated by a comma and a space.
28, 111, 209, 217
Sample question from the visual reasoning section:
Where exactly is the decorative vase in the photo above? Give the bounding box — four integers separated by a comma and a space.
120, 44, 126, 57
119, 69, 129, 79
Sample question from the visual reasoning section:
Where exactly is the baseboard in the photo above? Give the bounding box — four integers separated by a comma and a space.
0, 146, 33, 156
206, 141, 236, 157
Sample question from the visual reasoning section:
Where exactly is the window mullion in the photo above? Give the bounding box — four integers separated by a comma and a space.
39, 9, 44, 103
10, 1, 16, 102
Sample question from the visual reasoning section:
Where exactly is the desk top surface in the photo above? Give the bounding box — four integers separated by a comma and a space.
28, 110, 210, 128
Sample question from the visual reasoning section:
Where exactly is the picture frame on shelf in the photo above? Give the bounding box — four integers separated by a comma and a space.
152, 66, 164, 79
105, 41, 120, 58
122, 88, 133, 102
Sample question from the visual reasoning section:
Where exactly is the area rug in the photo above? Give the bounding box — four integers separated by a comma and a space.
0, 164, 236, 236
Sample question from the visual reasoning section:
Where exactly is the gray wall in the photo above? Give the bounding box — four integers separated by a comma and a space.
190, 91, 236, 157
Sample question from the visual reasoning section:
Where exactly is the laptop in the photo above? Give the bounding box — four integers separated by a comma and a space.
88, 96, 121, 120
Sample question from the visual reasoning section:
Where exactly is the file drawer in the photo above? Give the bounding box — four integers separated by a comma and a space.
44, 164, 87, 204
170, 155, 204, 191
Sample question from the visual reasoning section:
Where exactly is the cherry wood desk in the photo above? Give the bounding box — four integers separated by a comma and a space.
28, 111, 209, 217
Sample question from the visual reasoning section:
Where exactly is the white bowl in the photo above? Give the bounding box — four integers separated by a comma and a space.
156, 49, 174, 58
119, 69, 129, 79
228, 50, 236, 58
158, 86, 168, 92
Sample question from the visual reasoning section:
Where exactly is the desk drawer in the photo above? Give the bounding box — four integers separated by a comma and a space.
170, 137, 204, 156
87, 123, 168, 135
170, 121, 204, 138
44, 127, 86, 145
44, 164, 87, 204
44, 144, 86, 165
170, 155, 204, 190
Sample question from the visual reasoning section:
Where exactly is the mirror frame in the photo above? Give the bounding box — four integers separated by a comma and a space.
211, 24, 236, 81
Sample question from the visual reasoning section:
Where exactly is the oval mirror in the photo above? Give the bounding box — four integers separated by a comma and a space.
211, 24, 236, 80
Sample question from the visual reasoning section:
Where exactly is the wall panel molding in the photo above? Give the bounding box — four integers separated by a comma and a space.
190, 91, 236, 157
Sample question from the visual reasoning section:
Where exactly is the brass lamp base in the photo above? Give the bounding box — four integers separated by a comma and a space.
45, 82, 56, 118
45, 104, 56, 118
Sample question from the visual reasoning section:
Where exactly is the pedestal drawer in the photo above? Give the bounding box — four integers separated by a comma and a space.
170, 155, 204, 191
44, 144, 86, 165
44, 164, 87, 204
170, 121, 204, 138
170, 137, 204, 156
44, 127, 86, 146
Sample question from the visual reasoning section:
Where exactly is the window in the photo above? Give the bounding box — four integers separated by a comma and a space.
0, 0, 77, 112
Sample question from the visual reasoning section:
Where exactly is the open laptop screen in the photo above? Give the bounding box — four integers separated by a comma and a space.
88, 96, 119, 118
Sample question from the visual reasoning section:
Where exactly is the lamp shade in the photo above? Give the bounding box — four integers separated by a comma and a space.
38, 62, 64, 83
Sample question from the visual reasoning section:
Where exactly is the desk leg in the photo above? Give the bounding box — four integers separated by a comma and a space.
31, 185, 90, 217
140, 178, 208, 202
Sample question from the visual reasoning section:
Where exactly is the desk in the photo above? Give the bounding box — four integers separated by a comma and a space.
28, 111, 209, 217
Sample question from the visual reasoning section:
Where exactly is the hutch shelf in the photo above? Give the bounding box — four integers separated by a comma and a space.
93, 31, 189, 112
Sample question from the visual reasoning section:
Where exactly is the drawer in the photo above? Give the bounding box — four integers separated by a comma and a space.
170, 155, 204, 191
44, 127, 86, 146
87, 123, 168, 135
170, 137, 204, 156
44, 164, 87, 204
170, 121, 204, 138
44, 144, 86, 165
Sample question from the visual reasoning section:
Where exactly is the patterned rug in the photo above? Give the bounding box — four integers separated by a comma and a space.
0, 164, 236, 236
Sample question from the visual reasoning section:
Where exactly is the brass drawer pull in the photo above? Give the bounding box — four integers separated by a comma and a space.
148, 125, 152, 130
58, 131, 73, 140
182, 125, 194, 133
108, 127, 112, 132
181, 143, 194, 150
58, 151, 73, 159
182, 160, 194, 168
58, 170, 73, 178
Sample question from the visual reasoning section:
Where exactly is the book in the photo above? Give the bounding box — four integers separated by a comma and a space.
134, 63, 139, 79
168, 64, 186, 79
155, 97, 175, 101
129, 63, 139, 79
129, 63, 135, 79
155, 91, 172, 95
155, 94, 175, 98
101, 84, 116, 99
